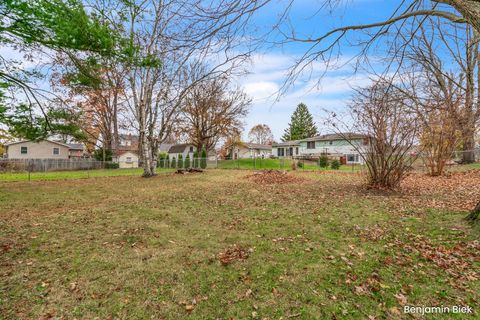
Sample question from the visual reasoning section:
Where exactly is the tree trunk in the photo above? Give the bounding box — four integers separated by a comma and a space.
466, 200, 480, 222
461, 129, 476, 163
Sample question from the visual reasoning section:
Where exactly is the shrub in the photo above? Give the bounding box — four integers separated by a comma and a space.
318, 155, 329, 168
200, 148, 207, 169
331, 159, 341, 170
158, 152, 168, 168
105, 162, 119, 169
94, 148, 113, 161
171, 156, 176, 168
184, 154, 191, 168
297, 161, 304, 168
178, 154, 183, 168
193, 151, 199, 168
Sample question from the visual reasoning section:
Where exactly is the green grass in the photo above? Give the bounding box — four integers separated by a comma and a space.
0, 171, 478, 319
0, 168, 174, 182
217, 158, 363, 172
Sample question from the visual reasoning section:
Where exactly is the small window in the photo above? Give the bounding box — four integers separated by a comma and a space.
347, 154, 355, 162
307, 141, 315, 149
126, 157, 132, 163
21, 146, 28, 154
189, 146, 193, 152
53, 147, 59, 155
295, 147, 299, 155
329, 141, 333, 145
277, 148, 284, 157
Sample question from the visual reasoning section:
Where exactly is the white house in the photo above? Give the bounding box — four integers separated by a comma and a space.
117, 151, 139, 168
227, 142, 272, 159
273, 133, 368, 164
168, 144, 196, 161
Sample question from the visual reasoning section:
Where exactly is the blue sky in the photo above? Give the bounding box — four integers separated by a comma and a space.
236, 0, 434, 140
1, 0, 461, 143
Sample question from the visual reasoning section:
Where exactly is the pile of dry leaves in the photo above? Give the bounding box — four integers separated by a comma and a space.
245, 170, 303, 185
217, 245, 251, 265
400, 170, 480, 211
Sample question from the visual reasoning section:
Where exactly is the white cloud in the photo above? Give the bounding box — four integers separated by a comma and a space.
235, 52, 372, 140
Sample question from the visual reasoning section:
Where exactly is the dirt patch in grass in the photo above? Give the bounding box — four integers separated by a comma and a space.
244, 169, 304, 184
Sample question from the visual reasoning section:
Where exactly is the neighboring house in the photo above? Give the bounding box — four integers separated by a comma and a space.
273, 133, 369, 164
67, 143, 85, 158
227, 142, 272, 159
168, 144, 196, 160
117, 151, 139, 168
168, 143, 196, 160
5, 140, 71, 159
271, 140, 301, 158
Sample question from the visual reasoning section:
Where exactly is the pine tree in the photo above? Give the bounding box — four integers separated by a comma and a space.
184, 154, 191, 168
200, 148, 207, 169
171, 156, 176, 168
178, 154, 183, 168
282, 103, 318, 141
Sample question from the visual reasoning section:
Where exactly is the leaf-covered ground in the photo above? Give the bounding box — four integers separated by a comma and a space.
0, 170, 479, 319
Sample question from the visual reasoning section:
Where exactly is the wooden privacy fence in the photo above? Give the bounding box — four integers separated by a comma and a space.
0, 159, 107, 172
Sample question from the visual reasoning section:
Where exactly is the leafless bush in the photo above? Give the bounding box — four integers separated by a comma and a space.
348, 80, 419, 189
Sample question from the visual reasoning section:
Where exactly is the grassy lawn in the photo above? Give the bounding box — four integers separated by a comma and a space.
217, 158, 363, 172
0, 168, 174, 182
0, 170, 479, 319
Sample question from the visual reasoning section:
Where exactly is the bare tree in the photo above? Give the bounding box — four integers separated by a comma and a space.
181, 74, 250, 152
248, 124, 274, 145
100, 0, 268, 177
344, 80, 419, 189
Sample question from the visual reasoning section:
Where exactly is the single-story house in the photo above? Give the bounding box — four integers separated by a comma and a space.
117, 151, 139, 168
273, 133, 369, 164
227, 142, 272, 159
6, 140, 73, 159
168, 144, 196, 160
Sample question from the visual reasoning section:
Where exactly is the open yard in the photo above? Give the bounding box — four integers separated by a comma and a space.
1, 170, 479, 319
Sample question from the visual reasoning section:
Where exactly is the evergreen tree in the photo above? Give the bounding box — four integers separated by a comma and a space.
184, 154, 191, 168
171, 156, 176, 168
281, 103, 318, 141
200, 148, 207, 169
193, 151, 199, 168
178, 154, 183, 168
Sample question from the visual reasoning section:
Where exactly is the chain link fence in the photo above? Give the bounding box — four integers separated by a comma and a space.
1, 150, 479, 181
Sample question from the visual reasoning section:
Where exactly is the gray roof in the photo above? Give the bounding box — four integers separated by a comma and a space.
5, 139, 70, 148
67, 143, 84, 150
168, 143, 194, 154
272, 140, 301, 147
303, 133, 368, 142
243, 143, 272, 150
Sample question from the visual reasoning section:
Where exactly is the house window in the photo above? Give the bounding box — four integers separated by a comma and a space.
277, 148, 284, 157
21, 146, 28, 154
126, 157, 132, 163
295, 147, 299, 155
347, 154, 359, 163
329, 141, 333, 145
307, 141, 315, 149
53, 147, 59, 155
189, 146, 193, 152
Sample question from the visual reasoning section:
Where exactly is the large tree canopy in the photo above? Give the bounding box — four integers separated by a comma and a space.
0, 0, 119, 140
